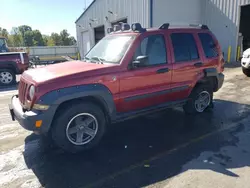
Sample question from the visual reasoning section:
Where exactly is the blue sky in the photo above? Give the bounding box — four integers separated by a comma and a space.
1, 0, 93, 38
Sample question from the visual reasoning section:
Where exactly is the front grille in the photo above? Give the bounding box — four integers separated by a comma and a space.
18, 79, 28, 105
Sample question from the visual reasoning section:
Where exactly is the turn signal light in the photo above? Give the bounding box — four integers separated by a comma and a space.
35, 120, 42, 128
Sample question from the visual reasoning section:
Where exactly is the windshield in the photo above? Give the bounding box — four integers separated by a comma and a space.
85, 35, 135, 64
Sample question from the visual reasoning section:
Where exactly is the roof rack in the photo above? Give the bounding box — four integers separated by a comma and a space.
159, 23, 209, 30
107, 22, 147, 34
131, 23, 146, 33
159, 23, 170, 29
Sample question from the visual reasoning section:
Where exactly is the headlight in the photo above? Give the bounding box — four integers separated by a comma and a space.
29, 85, 35, 100
243, 54, 250, 58
33, 104, 49, 110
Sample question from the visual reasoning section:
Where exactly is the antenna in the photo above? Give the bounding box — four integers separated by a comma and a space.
84, 0, 87, 11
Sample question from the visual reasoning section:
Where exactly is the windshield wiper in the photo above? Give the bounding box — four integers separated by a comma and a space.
83, 57, 91, 61
82, 56, 97, 64
90, 56, 106, 64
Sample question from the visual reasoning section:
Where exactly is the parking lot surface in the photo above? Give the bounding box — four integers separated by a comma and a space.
1, 67, 250, 188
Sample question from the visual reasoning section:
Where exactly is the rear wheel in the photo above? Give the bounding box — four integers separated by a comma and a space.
0, 69, 16, 86
51, 102, 106, 153
242, 67, 250, 77
183, 85, 213, 114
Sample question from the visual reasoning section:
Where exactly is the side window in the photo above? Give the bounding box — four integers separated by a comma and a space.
198, 33, 218, 58
134, 34, 167, 66
171, 33, 199, 62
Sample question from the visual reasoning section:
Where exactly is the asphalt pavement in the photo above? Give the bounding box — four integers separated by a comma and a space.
0, 66, 250, 188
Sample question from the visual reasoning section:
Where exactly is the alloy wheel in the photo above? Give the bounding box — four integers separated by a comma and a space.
66, 113, 98, 145
194, 91, 211, 113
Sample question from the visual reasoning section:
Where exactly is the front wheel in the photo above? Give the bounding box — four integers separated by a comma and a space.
0, 69, 16, 86
51, 102, 106, 153
183, 85, 213, 114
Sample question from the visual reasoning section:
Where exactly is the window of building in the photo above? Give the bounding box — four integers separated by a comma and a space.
171, 33, 199, 62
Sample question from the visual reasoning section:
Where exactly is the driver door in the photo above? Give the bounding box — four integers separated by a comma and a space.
118, 32, 173, 113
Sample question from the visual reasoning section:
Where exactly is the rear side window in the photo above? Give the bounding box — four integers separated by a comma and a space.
171, 33, 199, 62
198, 33, 218, 58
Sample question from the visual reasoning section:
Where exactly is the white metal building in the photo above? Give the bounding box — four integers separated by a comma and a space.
76, 0, 250, 62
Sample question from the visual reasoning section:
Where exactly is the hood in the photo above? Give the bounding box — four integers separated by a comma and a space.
23, 61, 112, 83
243, 48, 250, 55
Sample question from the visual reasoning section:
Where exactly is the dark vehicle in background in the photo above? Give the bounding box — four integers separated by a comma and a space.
0, 37, 9, 53
0, 37, 29, 85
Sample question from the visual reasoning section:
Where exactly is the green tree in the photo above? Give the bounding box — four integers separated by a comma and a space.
51, 33, 62, 45
69, 36, 76, 45
3, 25, 76, 47
0, 27, 9, 38
47, 38, 55, 46
8, 34, 23, 47
23, 30, 34, 46
18, 25, 32, 38
60, 29, 70, 45
32, 30, 45, 46
42, 35, 49, 45
9, 27, 23, 47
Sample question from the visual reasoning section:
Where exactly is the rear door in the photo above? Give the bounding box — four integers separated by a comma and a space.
197, 32, 222, 71
169, 32, 202, 101
118, 32, 173, 112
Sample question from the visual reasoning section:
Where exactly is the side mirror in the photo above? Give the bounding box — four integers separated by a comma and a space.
132, 55, 148, 68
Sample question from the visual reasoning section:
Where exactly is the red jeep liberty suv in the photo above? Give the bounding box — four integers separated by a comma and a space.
9, 23, 225, 153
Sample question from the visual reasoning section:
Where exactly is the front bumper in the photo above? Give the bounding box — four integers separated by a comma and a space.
9, 95, 56, 134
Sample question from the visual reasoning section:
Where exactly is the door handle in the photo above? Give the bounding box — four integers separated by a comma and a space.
156, 68, 169, 74
194, 62, 203, 67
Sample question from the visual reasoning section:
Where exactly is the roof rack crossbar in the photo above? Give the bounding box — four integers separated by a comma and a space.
189, 23, 209, 29
159, 23, 170, 29
159, 23, 209, 30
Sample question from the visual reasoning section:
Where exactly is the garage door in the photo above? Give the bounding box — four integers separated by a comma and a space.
81, 31, 91, 57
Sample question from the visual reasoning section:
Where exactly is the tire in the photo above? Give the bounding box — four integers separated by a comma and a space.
51, 102, 106, 153
0, 69, 16, 86
242, 67, 250, 77
38, 134, 55, 152
183, 85, 213, 115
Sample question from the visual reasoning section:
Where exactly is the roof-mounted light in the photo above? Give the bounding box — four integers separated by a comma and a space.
121, 23, 130, 31
113, 24, 121, 32
107, 27, 114, 34
131, 23, 146, 32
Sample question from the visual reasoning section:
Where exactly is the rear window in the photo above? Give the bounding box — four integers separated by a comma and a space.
198, 33, 218, 58
171, 33, 199, 62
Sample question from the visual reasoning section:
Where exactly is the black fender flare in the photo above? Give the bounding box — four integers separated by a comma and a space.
198, 68, 224, 92
203, 68, 218, 77
38, 84, 117, 120
0, 61, 18, 73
